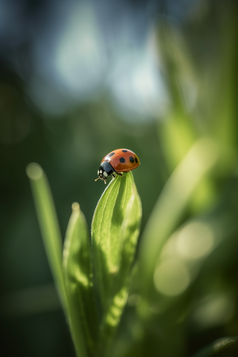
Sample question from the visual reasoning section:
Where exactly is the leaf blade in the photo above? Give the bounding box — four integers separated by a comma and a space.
26, 163, 67, 312
63, 203, 99, 357
101, 184, 142, 342
137, 138, 219, 297
91, 177, 121, 313
91, 173, 142, 351
191, 336, 238, 357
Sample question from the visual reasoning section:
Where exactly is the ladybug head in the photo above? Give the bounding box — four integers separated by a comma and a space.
95, 161, 114, 184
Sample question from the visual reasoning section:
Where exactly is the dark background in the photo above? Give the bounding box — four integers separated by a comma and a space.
1, 0, 238, 356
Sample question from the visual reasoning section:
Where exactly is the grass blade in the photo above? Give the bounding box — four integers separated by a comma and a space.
138, 138, 219, 296
91, 173, 132, 311
26, 163, 67, 312
101, 184, 142, 348
191, 336, 238, 357
63, 203, 99, 357
91, 172, 142, 351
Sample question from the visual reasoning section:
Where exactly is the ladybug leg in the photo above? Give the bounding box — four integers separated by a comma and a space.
112, 171, 124, 178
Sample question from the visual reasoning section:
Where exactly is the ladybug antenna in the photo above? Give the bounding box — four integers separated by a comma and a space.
95, 177, 100, 182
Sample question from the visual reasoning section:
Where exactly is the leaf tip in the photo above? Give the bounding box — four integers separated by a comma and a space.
71, 202, 80, 212
26, 163, 43, 181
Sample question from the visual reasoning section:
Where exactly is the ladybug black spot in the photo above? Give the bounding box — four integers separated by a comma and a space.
122, 149, 127, 152
119, 157, 126, 163
129, 156, 134, 163
109, 152, 115, 157
135, 157, 138, 163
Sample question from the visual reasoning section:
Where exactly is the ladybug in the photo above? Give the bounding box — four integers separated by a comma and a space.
95, 148, 140, 184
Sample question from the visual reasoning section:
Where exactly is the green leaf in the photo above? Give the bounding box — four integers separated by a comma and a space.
102, 184, 142, 336
91, 172, 142, 349
191, 336, 238, 357
137, 138, 219, 298
26, 163, 67, 312
63, 203, 99, 357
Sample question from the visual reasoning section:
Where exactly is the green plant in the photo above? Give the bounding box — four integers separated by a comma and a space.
26, 137, 238, 357
26, 165, 141, 357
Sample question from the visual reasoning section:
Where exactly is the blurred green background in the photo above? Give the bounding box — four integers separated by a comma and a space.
1, 0, 238, 356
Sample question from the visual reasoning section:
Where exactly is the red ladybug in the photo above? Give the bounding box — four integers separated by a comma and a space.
95, 148, 141, 184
